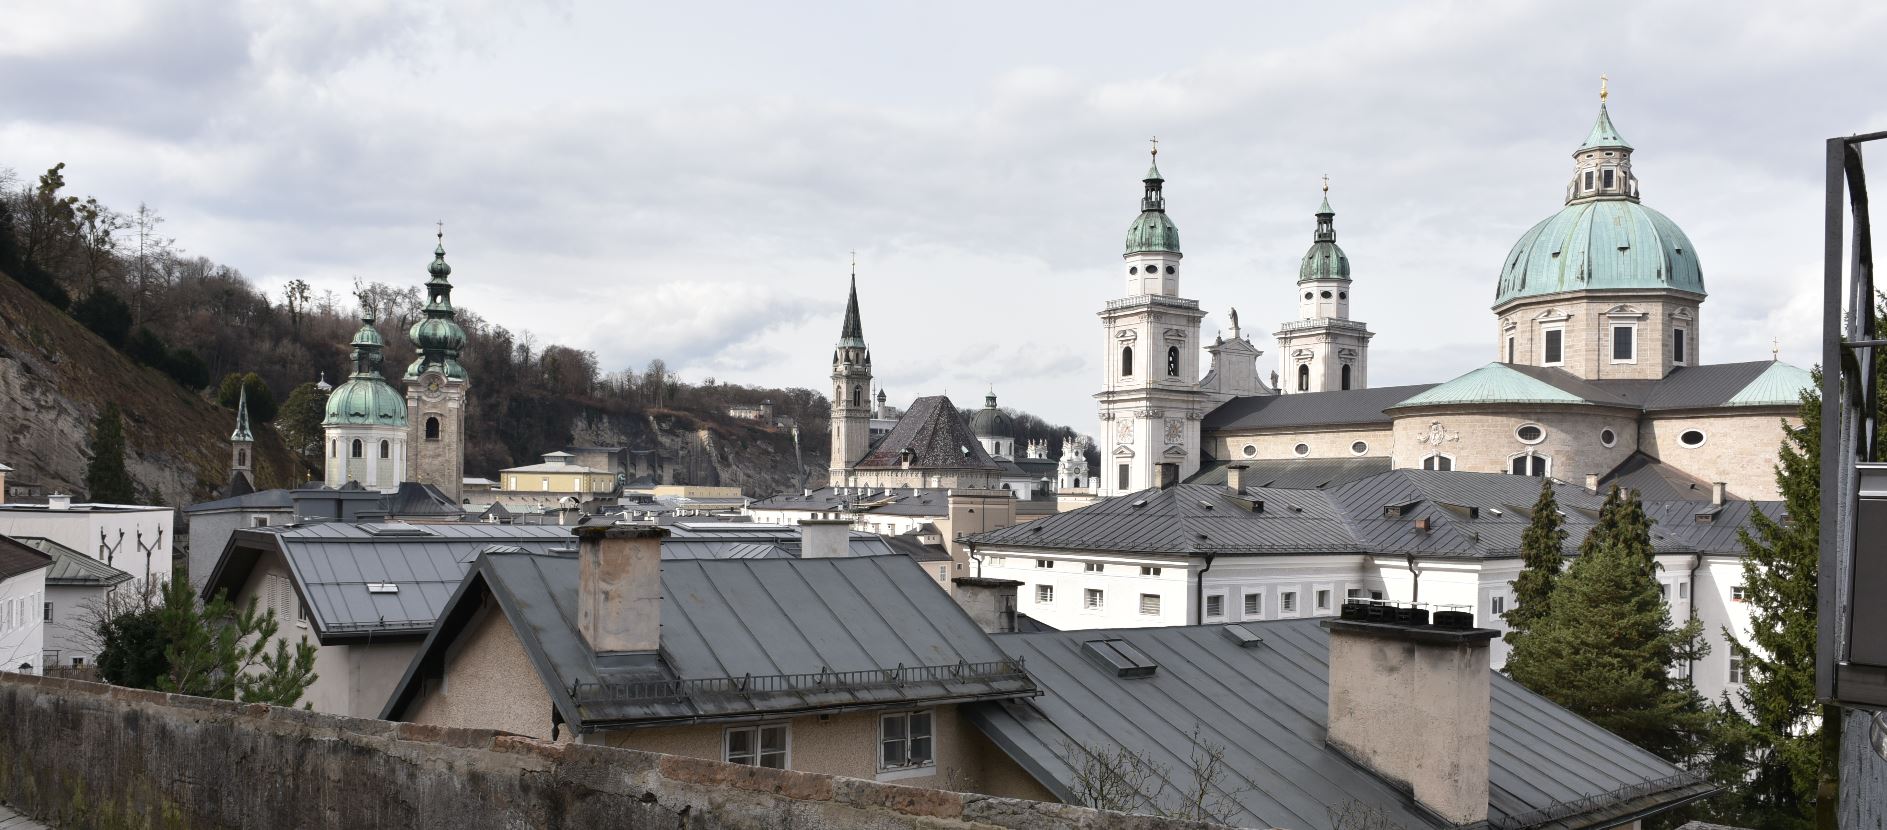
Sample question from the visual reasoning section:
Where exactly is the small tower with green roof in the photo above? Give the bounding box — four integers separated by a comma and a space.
228, 386, 256, 495
404, 226, 469, 504
1274, 179, 1374, 394
323, 308, 408, 492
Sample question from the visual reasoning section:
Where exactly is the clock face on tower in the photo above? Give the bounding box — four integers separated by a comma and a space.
420, 372, 445, 399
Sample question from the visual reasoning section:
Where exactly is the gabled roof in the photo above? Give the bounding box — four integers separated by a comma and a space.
1202, 385, 1435, 432
386, 482, 463, 517
383, 552, 1034, 728
856, 396, 1002, 471
13, 536, 132, 587
0, 535, 53, 581
1599, 452, 1723, 502
966, 621, 1709, 830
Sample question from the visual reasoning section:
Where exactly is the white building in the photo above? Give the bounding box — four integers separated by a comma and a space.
0, 496, 175, 584
14, 536, 133, 669
0, 536, 52, 674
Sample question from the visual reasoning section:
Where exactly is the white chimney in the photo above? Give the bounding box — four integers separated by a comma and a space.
573, 524, 666, 656
798, 519, 851, 559
1711, 482, 1727, 506
48, 493, 72, 511
1226, 463, 1249, 494
1324, 615, 1495, 824
1583, 474, 1599, 494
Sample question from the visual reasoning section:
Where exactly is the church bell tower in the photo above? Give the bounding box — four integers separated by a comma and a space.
829, 262, 873, 483
1274, 181, 1373, 393
404, 226, 469, 503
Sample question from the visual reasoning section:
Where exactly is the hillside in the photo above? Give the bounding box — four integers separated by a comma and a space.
0, 267, 301, 504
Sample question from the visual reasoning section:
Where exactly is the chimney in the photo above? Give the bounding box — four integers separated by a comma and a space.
1323, 611, 1497, 825
1226, 463, 1249, 494
573, 524, 666, 658
48, 493, 71, 511
1157, 463, 1179, 490
798, 518, 852, 558
951, 576, 1021, 633
1583, 473, 1599, 494
1711, 482, 1727, 506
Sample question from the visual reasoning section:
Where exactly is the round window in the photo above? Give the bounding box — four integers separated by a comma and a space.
1293, 443, 1310, 457
1350, 441, 1368, 455
1165, 265, 1176, 274
1679, 429, 1707, 448
1600, 428, 1617, 447
1241, 444, 1257, 458
1304, 292, 1313, 300
1128, 266, 1138, 275
1338, 291, 1347, 299
1320, 290, 1332, 299
1515, 424, 1545, 444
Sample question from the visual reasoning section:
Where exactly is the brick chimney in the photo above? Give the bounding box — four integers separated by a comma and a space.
1323, 611, 1497, 824
1157, 462, 1179, 490
573, 524, 666, 657
1226, 463, 1248, 494
797, 518, 852, 558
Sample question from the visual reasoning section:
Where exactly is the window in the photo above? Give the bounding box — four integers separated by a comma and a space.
1732, 585, 1746, 602
880, 711, 933, 771
541, 477, 550, 491
1509, 453, 1549, 476
1371, 590, 1383, 601
1280, 591, 1298, 614
425, 417, 440, 440
1084, 562, 1103, 573
1350, 440, 1368, 455
351, 439, 363, 458
725, 724, 789, 769
1679, 429, 1707, 448
1315, 589, 1331, 611
251, 516, 270, 527
937, 565, 948, 581
1600, 428, 1617, 447
852, 385, 862, 406
330, 439, 337, 457
1679, 582, 1690, 600
1085, 589, 1104, 610
43, 601, 52, 622
1346, 588, 1363, 600
1140, 566, 1162, 577
1611, 324, 1635, 362
1515, 424, 1545, 444
1297, 364, 1310, 392
1602, 168, 1615, 189
1340, 365, 1352, 390
379, 439, 390, 459
1241, 444, 1256, 458
1139, 594, 1161, 615
986, 555, 1006, 567
236, 448, 248, 466
1584, 170, 1595, 191
1729, 657, 1745, 684
71, 657, 84, 667
1121, 346, 1134, 376
1166, 346, 1180, 377
1036, 585, 1054, 603
1205, 594, 1224, 618
1243, 593, 1262, 617
1674, 328, 1688, 364
1492, 596, 1506, 615
1293, 443, 1310, 457
1543, 328, 1564, 365
1118, 464, 1131, 491
1036, 559, 1054, 569
1421, 454, 1454, 471
1506, 336, 1516, 363
1660, 583, 1670, 600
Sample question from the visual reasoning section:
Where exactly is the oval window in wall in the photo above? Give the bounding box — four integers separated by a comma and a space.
1351, 441, 1368, 455
1679, 429, 1707, 448
1515, 424, 1546, 444
1242, 444, 1258, 458
1293, 443, 1311, 457
1600, 428, 1617, 447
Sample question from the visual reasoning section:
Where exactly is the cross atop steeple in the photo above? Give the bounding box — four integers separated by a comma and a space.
1149, 135, 1158, 159
1600, 73, 1609, 103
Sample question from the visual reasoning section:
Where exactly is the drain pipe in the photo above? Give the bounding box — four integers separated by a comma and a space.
1194, 553, 1216, 624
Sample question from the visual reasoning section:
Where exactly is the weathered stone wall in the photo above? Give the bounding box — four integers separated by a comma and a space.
0, 672, 1229, 830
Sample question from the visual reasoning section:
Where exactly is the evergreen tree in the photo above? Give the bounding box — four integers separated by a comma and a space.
83, 402, 136, 503
1506, 486, 1711, 760
154, 577, 318, 706
71, 287, 132, 347
1502, 478, 1567, 646
277, 381, 329, 469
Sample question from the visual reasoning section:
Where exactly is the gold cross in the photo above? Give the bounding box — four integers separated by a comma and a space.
1149, 136, 1159, 158
1600, 74, 1609, 103
436, 220, 444, 241
1322, 174, 1329, 193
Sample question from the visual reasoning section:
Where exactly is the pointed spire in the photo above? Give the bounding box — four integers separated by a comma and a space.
1318, 174, 1334, 216
1578, 78, 1631, 152
1145, 136, 1163, 182
839, 257, 865, 345
231, 386, 254, 442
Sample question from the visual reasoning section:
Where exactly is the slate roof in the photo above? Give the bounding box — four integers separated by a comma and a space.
857, 396, 1002, 470
751, 486, 952, 518
966, 621, 1710, 830
382, 552, 1035, 728
966, 469, 1775, 560
13, 536, 132, 587
185, 487, 296, 514
1590, 361, 1812, 411
386, 482, 463, 517
1600, 452, 1723, 502
0, 535, 52, 582
1202, 385, 1435, 432
1186, 457, 1391, 489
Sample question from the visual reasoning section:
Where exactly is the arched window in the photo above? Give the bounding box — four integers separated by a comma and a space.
330, 439, 338, 458
236, 449, 248, 466
1340, 365, 1352, 390
1297, 364, 1310, 392
379, 440, 390, 459
351, 439, 363, 458
852, 385, 862, 406
1166, 346, 1180, 377
1121, 347, 1134, 376
1508, 452, 1549, 477
425, 417, 440, 440
1421, 454, 1454, 471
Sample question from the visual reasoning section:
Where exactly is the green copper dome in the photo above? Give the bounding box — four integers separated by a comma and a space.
1298, 194, 1350, 283
324, 312, 408, 427
407, 232, 468, 381
969, 391, 1012, 437
1124, 158, 1181, 255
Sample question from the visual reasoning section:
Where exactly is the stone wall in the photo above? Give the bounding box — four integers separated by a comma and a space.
0, 672, 1228, 830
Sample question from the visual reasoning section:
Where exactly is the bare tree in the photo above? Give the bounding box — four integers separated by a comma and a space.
129, 202, 175, 322
1328, 799, 1408, 830
1063, 726, 1252, 825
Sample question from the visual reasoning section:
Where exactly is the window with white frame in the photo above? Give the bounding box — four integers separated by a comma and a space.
1315, 589, 1331, 612
1084, 562, 1103, 573
1036, 585, 1054, 603
1036, 559, 1053, 569
1679, 582, 1690, 599
1421, 453, 1454, 471
1085, 589, 1104, 610
1346, 588, 1363, 600
1729, 657, 1745, 684
1139, 594, 1161, 615
1673, 327, 1688, 365
1140, 566, 1161, 577
725, 724, 789, 769
1280, 591, 1298, 614
986, 555, 1005, 567
880, 711, 934, 771
1509, 452, 1550, 477
1732, 585, 1746, 602
1243, 592, 1262, 617
1611, 324, 1636, 363
1542, 327, 1565, 365
1492, 595, 1506, 616
1205, 594, 1225, 618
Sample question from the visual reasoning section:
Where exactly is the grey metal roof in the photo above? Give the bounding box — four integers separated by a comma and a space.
1187, 457, 1391, 489
1590, 361, 1798, 411
968, 470, 1771, 561
1202, 385, 1435, 432
384, 552, 1035, 728
184, 488, 296, 514
14, 536, 132, 587
0, 535, 52, 581
965, 621, 1710, 830
1599, 452, 1722, 502
856, 395, 1003, 471
750, 486, 951, 518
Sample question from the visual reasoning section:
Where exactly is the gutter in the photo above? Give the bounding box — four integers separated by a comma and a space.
1193, 553, 1215, 624
576, 688, 1042, 734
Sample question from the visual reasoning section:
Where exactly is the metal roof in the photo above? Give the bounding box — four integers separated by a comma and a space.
1202, 385, 1435, 432
856, 395, 1002, 471
1588, 361, 1810, 411
0, 535, 52, 581
13, 536, 132, 587
965, 621, 1709, 830
1392, 364, 1636, 410
750, 486, 951, 517
384, 552, 1035, 728
1187, 457, 1391, 489
1598, 452, 1721, 502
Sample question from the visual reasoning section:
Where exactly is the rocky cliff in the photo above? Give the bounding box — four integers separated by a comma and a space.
568, 408, 825, 496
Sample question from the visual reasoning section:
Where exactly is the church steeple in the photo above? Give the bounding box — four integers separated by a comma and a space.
1277, 180, 1373, 394
839, 262, 865, 347
1123, 141, 1183, 296
829, 258, 873, 481
406, 225, 467, 381
404, 225, 469, 504
228, 386, 255, 495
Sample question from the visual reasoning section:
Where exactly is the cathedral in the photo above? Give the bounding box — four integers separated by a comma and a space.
319, 231, 469, 500
1092, 89, 1809, 502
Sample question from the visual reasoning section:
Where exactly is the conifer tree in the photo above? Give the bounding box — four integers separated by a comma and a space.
1501, 478, 1566, 647
83, 402, 136, 503
1506, 486, 1710, 760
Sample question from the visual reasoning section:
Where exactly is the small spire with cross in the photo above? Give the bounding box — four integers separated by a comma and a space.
436, 219, 444, 242
1600, 74, 1609, 103
1772, 336, 1780, 361
1322, 174, 1329, 194
1149, 135, 1159, 159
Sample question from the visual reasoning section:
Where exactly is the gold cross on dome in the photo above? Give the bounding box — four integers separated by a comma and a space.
1600, 74, 1609, 103
1149, 136, 1159, 158
1322, 174, 1329, 193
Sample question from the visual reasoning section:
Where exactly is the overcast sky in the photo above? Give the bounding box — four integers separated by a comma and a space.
3, 1, 1882, 428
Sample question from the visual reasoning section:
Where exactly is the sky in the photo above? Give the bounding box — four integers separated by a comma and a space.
2, 0, 1883, 429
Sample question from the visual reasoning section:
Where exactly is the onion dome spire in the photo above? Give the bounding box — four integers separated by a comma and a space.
325, 307, 408, 428
1125, 138, 1181, 254
1299, 178, 1351, 283
350, 309, 385, 376
230, 386, 254, 442
406, 223, 468, 380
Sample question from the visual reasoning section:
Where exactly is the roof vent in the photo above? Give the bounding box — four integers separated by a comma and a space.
364, 523, 439, 537
1130, 499, 1149, 508
1413, 517, 1432, 533
1197, 501, 1214, 510
1221, 624, 1265, 648
1080, 638, 1158, 678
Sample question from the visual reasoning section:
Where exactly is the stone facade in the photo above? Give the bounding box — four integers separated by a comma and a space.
1389, 406, 1643, 481
1211, 425, 1394, 462
1496, 291, 1702, 381
406, 372, 466, 504
1640, 410, 1797, 501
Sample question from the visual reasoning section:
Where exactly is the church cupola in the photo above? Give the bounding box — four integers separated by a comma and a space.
970, 389, 1015, 460
1297, 178, 1353, 321
404, 226, 470, 503
324, 309, 408, 492
1566, 76, 1639, 204
406, 226, 468, 382
1275, 179, 1374, 394
1123, 140, 1182, 297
